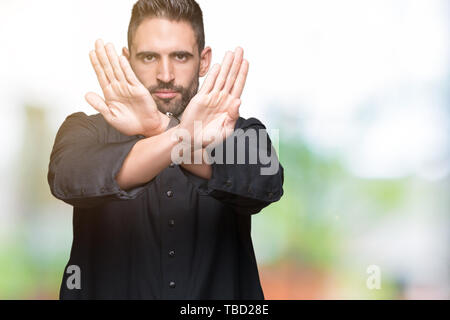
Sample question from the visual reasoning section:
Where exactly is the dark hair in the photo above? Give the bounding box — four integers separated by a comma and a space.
127, 0, 205, 54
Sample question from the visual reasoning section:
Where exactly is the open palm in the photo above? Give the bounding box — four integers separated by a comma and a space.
180, 47, 249, 149
85, 39, 165, 137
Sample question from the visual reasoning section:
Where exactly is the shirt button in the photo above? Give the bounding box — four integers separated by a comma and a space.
168, 250, 175, 258
169, 281, 176, 288
168, 219, 175, 227
166, 190, 174, 198
268, 192, 274, 198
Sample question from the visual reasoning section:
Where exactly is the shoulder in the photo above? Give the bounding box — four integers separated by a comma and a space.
64, 112, 104, 126
56, 112, 106, 139
63, 112, 107, 130
61, 112, 136, 143
235, 116, 267, 130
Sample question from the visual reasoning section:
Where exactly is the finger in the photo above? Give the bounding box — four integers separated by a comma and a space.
199, 64, 221, 94
231, 59, 249, 98
223, 47, 244, 94
85, 92, 112, 118
213, 51, 234, 92
89, 50, 109, 89
228, 98, 241, 121
95, 39, 116, 83
119, 55, 140, 86
105, 43, 126, 83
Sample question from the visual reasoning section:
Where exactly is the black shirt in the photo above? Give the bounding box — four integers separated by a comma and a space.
47, 112, 284, 300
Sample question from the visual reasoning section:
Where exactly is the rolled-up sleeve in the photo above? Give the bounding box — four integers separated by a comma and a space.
183, 117, 284, 215
47, 112, 152, 208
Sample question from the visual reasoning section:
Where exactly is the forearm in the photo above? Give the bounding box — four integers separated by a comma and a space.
116, 126, 181, 191
180, 149, 212, 180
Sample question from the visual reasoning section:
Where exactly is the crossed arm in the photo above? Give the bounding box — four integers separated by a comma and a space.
48, 40, 284, 213
85, 40, 249, 191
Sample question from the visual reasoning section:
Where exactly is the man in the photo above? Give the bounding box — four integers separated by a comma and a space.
48, 0, 284, 300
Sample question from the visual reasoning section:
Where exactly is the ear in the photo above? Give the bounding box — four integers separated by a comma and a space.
122, 47, 130, 60
199, 46, 212, 77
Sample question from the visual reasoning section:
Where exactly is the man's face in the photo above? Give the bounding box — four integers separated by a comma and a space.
126, 18, 207, 117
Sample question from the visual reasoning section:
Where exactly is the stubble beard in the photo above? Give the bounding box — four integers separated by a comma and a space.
150, 76, 199, 118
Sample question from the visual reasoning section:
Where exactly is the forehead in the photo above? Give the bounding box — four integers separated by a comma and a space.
133, 17, 197, 54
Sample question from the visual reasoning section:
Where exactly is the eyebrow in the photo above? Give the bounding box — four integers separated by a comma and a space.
135, 50, 194, 59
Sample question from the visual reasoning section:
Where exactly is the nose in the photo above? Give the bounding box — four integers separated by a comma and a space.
156, 57, 175, 83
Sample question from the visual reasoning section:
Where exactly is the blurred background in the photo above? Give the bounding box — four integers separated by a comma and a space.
0, 0, 449, 299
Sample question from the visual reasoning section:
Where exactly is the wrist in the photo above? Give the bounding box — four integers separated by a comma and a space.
142, 113, 170, 138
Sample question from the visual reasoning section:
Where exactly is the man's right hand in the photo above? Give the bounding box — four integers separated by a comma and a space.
85, 39, 168, 138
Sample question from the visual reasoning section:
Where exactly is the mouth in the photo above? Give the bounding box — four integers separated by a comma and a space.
153, 90, 179, 100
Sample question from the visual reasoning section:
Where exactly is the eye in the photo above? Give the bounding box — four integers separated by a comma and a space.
143, 54, 155, 62
175, 54, 187, 62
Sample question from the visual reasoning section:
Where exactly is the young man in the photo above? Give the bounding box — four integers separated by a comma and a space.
48, 0, 284, 300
